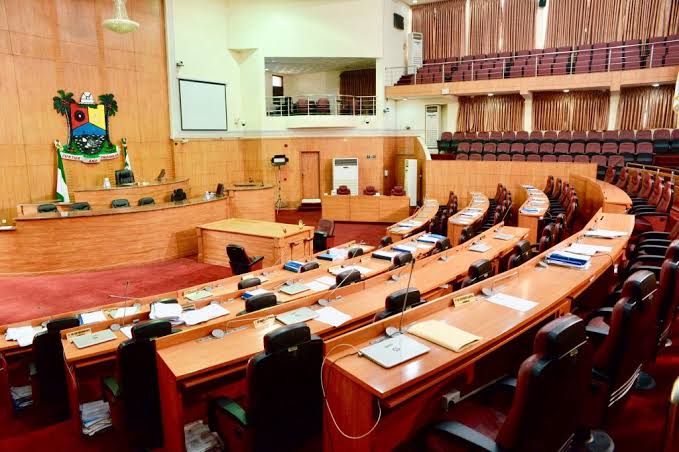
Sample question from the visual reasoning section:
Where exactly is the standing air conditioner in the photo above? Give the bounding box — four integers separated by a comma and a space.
407, 32, 423, 75
332, 158, 359, 195
404, 159, 418, 207
425, 105, 441, 149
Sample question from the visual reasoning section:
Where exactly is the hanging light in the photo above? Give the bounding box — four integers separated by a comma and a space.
103, 0, 140, 34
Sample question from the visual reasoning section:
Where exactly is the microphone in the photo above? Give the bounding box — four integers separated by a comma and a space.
109, 281, 134, 332
317, 267, 361, 306
480, 271, 519, 297
386, 256, 417, 337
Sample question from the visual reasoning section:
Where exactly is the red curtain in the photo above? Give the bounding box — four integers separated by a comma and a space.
340, 69, 376, 96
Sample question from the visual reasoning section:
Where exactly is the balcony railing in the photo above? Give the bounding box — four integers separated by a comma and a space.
385, 37, 679, 87
266, 94, 376, 116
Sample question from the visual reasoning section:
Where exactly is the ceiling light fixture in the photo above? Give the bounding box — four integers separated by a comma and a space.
103, 0, 139, 34
412, 0, 419, 3
652, 83, 660, 87
487, 93, 494, 97
563, 89, 570, 93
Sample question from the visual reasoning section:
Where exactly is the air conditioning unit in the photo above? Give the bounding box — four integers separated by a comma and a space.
424, 105, 441, 149
407, 32, 423, 75
404, 159, 418, 207
332, 158, 359, 195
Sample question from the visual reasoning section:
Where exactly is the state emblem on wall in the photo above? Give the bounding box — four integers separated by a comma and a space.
53, 90, 120, 163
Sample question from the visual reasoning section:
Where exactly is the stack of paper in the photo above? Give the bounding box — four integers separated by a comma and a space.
468, 242, 491, 253
409, 320, 481, 352
487, 293, 538, 312
150, 303, 183, 321
180, 303, 230, 326
393, 244, 417, 254
315, 306, 351, 327
584, 229, 627, 239
373, 250, 400, 260
184, 420, 224, 452
10, 385, 32, 411
80, 400, 112, 436
564, 243, 612, 256
80, 310, 107, 325
5, 325, 45, 347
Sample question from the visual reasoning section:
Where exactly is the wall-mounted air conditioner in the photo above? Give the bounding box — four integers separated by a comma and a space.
407, 32, 423, 75
424, 105, 441, 149
404, 159, 418, 207
332, 158, 359, 195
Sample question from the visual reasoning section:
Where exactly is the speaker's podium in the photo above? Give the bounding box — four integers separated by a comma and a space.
196, 218, 314, 267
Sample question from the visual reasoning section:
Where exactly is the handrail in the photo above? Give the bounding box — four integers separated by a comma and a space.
266, 94, 376, 116
385, 37, 679, 86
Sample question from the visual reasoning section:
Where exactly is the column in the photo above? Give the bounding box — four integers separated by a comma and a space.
522, 92, 533, 132
608, 90, 620, 130
446, 96, 459, 132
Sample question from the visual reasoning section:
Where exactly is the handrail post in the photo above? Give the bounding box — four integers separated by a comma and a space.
471, 61, 474, 80
649, 44, 654, 68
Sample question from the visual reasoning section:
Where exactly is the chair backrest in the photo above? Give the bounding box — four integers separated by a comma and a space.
392, 252, 413, 269
37, 203, 58, 213
626, 170, 641, 195
615, 167, 629, 189
538, 225, 554, 252
648, 178, 665, 206
507, 239, 532, 269
316, 218, 335, 236
363, 185, 377, 195
70, 202, 91, 211
33, 316, 80, 417
216, 183, 225, 196
656, 182, 674, 213
138, 197, 155, 206
238, 277, 261, 290
115, 169, 135, 186
604, 166, 617, 184
496, 315, 593, 451
639, 173, 654, 198
374, 288, 422, 321
227, 244, 253, 275
461, 259, 493, 288
245, 324, 323, 450
244, 292, 277, 313
111, 198, 130, 208
391, 185, 405, 196
334, 269, 362, 288
459, 225, 474, 245
117, 320, 172, 447
379, 236, 393, 248
544, 175, 554, 194
593, 270, 659, 408
337, 185, 351, 195
171, 188, 187, 202
347, 247, 363, 258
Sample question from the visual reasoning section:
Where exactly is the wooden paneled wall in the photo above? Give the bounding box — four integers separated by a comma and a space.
173, 136, 425, 208
0, 0, 171, 222
425, 161, 597, 207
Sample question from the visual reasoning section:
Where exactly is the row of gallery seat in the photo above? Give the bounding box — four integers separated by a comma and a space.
395, 35, 678, 85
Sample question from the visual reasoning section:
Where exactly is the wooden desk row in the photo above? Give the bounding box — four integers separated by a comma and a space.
447, 191, 490, 243
324, 209, 634, 451
321, 195, 410, 223
387, 199, 439, 242
517, 184, 550, 243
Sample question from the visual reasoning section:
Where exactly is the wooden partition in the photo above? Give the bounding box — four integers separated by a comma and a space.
72, 179, 190, 210
425, 161, 597, 208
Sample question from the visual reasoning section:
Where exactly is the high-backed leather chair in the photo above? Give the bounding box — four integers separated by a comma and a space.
506, 239, 532, 269
111, 199, 130, 208
313, 218, 335, 253
632, 181, 674, 234
226, 244, 264, 275
585, 271, 659, 428
426, 315, 593, 452
615, 167, 630, 190
665, 377, 679, 452
336, 185, 351, 195
37, 203, 58, 213
103, 320, 172, 448
433, 237, 452, 253
458, 225, 474, 245
138, 197, 155, 206
373, 288, 423, 321
604, 166, 617, 184
32, 316, 81, 420
209, 324, 323, 452
544, 175, 554, 195
461, 259, 493, 288
392, 251, 413, 269
330, 268, 362, 290
391, 185, 406, 196
115, 169, 135, 186
70, 202, 91, 211
379, 236, 393, 248
347, 247, 363, 258
170, 188, 187, 202
363, 185, 377, 195
626, 170, 642, 196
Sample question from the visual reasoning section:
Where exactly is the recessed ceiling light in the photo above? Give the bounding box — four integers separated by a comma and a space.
487, 93, 494, 97
563, 89, 570, 93
412, 0, 418, 3
652, 83, 660, 87
402, 98, 408, 101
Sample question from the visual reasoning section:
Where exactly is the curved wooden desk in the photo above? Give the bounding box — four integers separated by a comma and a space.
321, 195, 410, 223
570, 175, 632, 218
517, 184, 550, 243
447, 192, 490, 244
387, 199, 439, 241
323, 210, 634, 451
223, 185, 275, 222
73, 178, 190, 209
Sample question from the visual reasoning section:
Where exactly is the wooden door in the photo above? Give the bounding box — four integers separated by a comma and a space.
300, 152, 320, 199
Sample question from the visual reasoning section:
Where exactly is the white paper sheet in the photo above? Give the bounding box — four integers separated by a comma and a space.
315, 307, 352, 327
469, 242, 491, 253
150, 303, 183, 320
487, 293, 538, 312
564, 243, 613, 256
584, 229, 627, 239
112, 306, 139, 319
180, 303, 230, 326
80, 310, 107, 325
307, 281, 330, 292
315, 276, 337, 286
120, 326, 133, 339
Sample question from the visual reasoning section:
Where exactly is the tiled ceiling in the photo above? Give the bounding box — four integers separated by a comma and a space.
265, 57, 376, 75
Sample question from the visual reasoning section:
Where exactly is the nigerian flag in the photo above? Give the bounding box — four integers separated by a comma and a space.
56, 148, 70, 203
122, 137, 132, 172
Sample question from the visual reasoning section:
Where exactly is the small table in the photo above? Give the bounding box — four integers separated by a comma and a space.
196, 218, 314, 267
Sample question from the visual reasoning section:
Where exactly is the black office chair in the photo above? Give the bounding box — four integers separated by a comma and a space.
111, 199, 130, 208
347, 247, 363, 258
238, 292, 277, 316
226, 244, 264, 275
313, 219, 336, 253
32, 316, 81, 420
393, 252, 413, 269
433, 237, 452, 253
70, 202, 91, 211
379, 236, 393, 248
329, 269, 362, 290
115, 169, 135, 186
37, 203, 58, 213
238, 278, 261, 290
461, 259, 493, 288
374, 288, 424, 321
138, 197, 155, 206
103, 320, 172, 449
170, 188, 187, 202
216, 183, 225, 197
209, 324, 323, 452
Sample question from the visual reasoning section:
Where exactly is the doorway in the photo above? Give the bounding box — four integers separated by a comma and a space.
300, 152, 320, 200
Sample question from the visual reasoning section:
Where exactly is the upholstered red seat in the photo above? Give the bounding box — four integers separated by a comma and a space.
391, 185, 405, 196
363, 185, 377, 195
336, 185, 351, 195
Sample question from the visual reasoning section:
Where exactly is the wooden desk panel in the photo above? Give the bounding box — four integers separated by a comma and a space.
323, 211, 633, 451
517, 185, 550, 243
224, 185, 275, 222
447, 192, 489, 244
72, 178, 190, 210
387, 199, 439, 241
321, 195, 410, 223
570, 175, 631, 217
196, 219, 314, 267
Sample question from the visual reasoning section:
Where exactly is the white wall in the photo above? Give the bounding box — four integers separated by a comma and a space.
382, 0, 410, 69
283, 71, 342, 97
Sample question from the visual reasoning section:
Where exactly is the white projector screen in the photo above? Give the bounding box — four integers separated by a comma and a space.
178, 79, 228, 131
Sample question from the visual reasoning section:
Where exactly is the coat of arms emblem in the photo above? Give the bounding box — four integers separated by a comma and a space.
53, 90, 120, 163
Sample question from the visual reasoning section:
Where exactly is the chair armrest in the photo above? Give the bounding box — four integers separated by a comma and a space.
637, 244, 671, 256
585, 306, 614, 322
250, 256, 264, 266
585, 324, 610, 339
636, 212, 669, 218
429, 421, 500, 452
638, 232, 670, 241
496, 377, 517, 391
102, 376, 121, 399
211, 396, 248, 427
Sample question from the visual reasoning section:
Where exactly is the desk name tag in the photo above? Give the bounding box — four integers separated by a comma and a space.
453, 294, 476, 307
253, 315, 276, 329
66, 328, 92, 343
